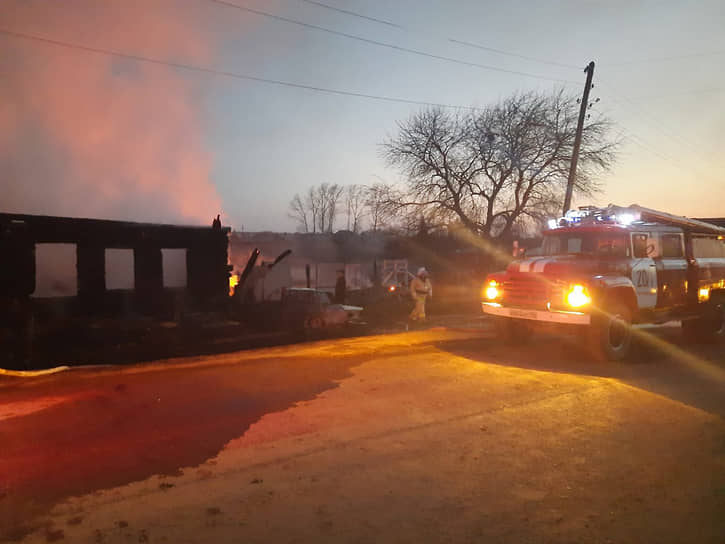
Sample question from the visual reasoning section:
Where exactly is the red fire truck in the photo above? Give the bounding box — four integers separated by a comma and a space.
482, 205, 725, 360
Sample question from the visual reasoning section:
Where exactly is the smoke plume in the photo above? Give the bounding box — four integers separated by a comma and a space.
0, 0, 222, 224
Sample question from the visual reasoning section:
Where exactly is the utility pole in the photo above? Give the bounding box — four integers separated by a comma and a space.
562, 61, 595, 215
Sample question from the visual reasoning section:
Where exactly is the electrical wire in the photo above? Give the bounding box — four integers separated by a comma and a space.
205, 0, 579, 84
295, 0, 580, 69
610, 118, 718, 192
599, 81, 715, 165
614, 123, 680, 164
607, 104, 719, 186
447, 39, 580, 70
624, 88, 725, 101
296, 0, 402, 28
299, 0, 725, 72
603, 49, 725, 67
0, 28, 484, 111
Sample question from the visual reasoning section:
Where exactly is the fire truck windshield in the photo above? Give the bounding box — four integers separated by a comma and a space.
542, 232, 629, 257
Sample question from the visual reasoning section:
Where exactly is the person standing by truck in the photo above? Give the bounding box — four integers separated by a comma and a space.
409, 267, 432, 321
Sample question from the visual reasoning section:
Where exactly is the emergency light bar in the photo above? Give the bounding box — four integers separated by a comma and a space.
547, 206, 625, 229
608, 204, 725, 236
547, 204, 725, 236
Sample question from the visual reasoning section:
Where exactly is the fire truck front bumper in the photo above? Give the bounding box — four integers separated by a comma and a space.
482, 302, 591, 325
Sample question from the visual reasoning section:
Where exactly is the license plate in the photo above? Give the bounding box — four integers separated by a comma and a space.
509, 309, 537, 319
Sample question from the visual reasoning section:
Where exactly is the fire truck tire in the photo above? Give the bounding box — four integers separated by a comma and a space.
711, 298, 725, 341
590, 301, 632, 361
493, 317, 531, 344
681, 318, 701, 342
683, 297, 725, 343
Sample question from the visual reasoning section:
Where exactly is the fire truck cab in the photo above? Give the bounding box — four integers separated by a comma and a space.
482, 205, 725, 360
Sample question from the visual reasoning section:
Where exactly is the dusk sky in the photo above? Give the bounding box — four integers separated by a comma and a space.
2, 0, 723, 231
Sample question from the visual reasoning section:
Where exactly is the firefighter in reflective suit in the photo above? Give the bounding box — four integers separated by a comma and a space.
409, 267, 432, 321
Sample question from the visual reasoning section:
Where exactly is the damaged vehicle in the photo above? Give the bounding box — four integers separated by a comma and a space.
281, 287, 364, 331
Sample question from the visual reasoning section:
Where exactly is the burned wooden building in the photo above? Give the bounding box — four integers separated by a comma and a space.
0, 213, 231, 323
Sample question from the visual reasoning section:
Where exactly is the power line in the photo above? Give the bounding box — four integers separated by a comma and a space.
622, 132, 718, 187
607, 106, 719, 186
625, 88, 725, 101
615, 123, 680, 164
9, 26, 714, 201
447, 39, 579, 69
295, 0, 580, 69
205, 0, 579, 84
611, 119, 717, 188
596, 83, 717, 183
296, 0, 402, 28
298, 0, 724, 72
599, 80, 714, 164
0, 28, 483, 111
603, 49, 725, 68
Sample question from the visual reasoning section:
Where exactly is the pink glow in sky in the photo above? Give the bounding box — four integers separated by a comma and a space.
1, 0, 224, 224
1, 0, 723, 230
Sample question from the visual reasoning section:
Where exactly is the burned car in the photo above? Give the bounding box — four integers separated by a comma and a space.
281, 288, 363, 331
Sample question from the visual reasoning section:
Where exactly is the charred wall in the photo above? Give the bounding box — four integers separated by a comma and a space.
0, 213, 230, 320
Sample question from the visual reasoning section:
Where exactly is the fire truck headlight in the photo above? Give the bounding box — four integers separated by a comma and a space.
698, 287, 710, 302
566, 284, 591, 308
484, 280, 500, 301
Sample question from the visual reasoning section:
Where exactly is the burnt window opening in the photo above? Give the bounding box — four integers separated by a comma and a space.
161, 248, 188, 288
105, 248, 135, 290
32, 243, 78, 298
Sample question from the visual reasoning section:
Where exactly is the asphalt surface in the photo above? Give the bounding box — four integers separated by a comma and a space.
1, 324, 724, 543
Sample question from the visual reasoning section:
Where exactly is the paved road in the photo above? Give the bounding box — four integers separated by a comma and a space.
1, 326, 724, 543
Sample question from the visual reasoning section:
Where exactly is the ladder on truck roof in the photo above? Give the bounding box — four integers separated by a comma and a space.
607, 204, 725, 236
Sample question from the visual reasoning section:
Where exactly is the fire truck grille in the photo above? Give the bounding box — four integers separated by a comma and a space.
502, 277, 561, 310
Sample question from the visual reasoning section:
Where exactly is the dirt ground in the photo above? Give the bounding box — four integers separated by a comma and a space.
1, 325, 724, 543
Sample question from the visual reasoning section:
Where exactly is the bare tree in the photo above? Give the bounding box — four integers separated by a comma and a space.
344, 184, 366, 233
288, 193, 310, 233
289, 183, 344, 233
383, 89, 618, 238
364, 183, 397, 232
306, 186, 320, 232
317, 183, 343, 233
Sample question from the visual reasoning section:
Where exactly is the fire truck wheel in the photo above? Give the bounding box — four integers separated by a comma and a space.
493, 317, 531, 344
712, 298, 725, 340
590, 301, 632, 361
684, 297, 725, 343
681, 318, 701, 342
